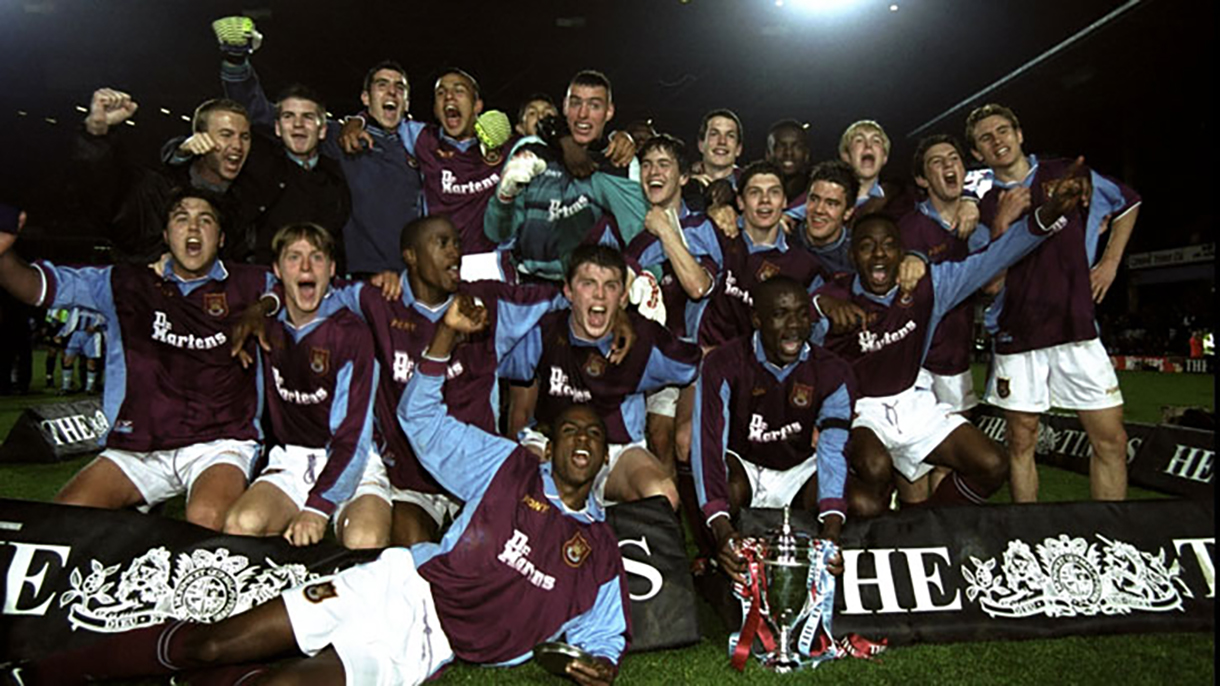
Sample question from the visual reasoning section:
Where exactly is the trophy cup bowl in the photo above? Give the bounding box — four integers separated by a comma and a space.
760, 506, 814, 672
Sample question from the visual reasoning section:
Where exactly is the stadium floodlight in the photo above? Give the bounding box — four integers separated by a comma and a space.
788, 0, 862, 13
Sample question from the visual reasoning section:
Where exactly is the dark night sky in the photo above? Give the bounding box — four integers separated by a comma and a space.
0, 0, 1213, 261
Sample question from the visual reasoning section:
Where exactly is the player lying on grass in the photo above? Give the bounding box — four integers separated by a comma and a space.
0, 190, 273, 530
6, 296, 628, 686
692, 276, 855, 582
222, 222, 381, 548
812, 161, 1090, 517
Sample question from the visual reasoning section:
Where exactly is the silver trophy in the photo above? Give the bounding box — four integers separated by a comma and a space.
761, 506, 814, 672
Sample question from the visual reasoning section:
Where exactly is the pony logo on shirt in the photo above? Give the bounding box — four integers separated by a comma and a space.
203, 293, 229, 318
310, 348, 330, 375
563, 530, 592, 568
790, 383, 812, 409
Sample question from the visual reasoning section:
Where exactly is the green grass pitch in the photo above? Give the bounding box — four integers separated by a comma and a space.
0, 356, 1212, 684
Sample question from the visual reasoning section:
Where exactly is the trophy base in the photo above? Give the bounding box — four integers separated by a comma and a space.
762, 652, 801, 673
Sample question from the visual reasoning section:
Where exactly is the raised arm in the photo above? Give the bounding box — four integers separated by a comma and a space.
399, 295, 516, 501
931, 160, 1090, 318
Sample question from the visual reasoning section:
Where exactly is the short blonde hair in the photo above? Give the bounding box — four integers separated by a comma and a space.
838, 120, 890, 157
271, 223, 335, 261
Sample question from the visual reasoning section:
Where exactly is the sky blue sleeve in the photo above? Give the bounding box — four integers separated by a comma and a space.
397, 119, 427, 156
636, 345, 700, 393
684, 220, 725, 270
691, 375, 732, 522
808, 315, 830, 346
497, 327, 544, 382
814, 383, 851, 516
42, 264, 116, 322
559, 577, 629, 663
1085, 170, 1140, 265
311, 357, 378, 515
967, 224, 991, 252
323, 281, 368, 320
929, 216, 1045, 321
493, 292, 567, 360
399, 363, 516, 502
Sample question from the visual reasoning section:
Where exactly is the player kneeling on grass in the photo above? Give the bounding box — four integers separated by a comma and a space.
501, 244, 701, 510
692, 276, 854, 581
223, 223, 382, 548
7, 297, 627, 686
0, 191, 273, 531
812, 162, 1089, 516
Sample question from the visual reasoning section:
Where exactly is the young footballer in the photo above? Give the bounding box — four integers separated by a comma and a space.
9, 298, 629, 686
222, 223, 380, 548
0, 191, 273, 530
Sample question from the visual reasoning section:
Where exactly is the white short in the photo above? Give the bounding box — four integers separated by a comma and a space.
348, 452, 461, 528
103, 438, 258, 508
853, 385, 968, 482
520, 427, 646, 506
283, 547, 454, 686
645, 386, 679, 418
919, 368, 979, 413
729, 450, 817, 509
64, 331, 102, 359
459, 250, 506, 282
254, 444, 333, 511
985, 339, 1123, 412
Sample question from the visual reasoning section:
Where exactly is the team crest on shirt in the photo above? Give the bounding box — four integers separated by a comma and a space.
997, 378, 1011, 399
898, 291, 914, 307
790, 383, 812, 409
584, 353, 607, 378
303, 581, 337, 603
203, 293, 229, 318
563, 530, 593, 568
755, 261, 781, 283
483, 147, 504, 166
310, 347, 331, 375
752, 387, 767, 397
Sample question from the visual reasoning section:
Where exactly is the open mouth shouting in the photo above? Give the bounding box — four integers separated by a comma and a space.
220, 149, 245, 177
645, 176, 671, 204
442, 104, 463, 131
584, 304, 609, 334
570, 447, 592, 470
941, 167, 960, 193
296, 274, 319, 304
184, 235, 204, 259
571, 119, 595, 142
779, 328, 804, 358
867, 261, 895, 290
